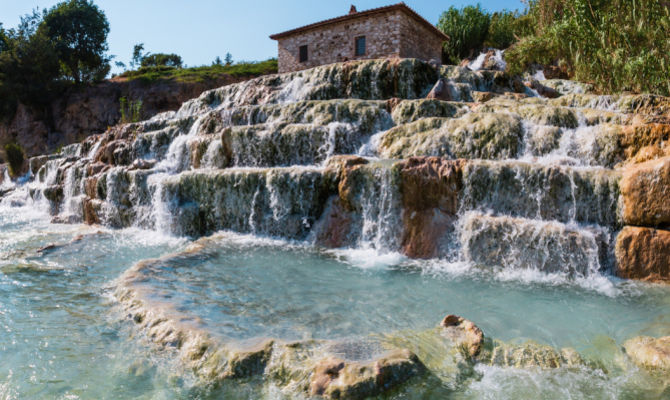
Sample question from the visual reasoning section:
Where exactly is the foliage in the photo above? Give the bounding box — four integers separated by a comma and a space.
130, 43, 145, 69
0, 1, 111, 122
505, 0, 670, 95
40, 0, 111, 83
119, 59, 278, 83
437, 4, 490, 64
485, 10, 534, 49
140, 53, 182, 68
225, 53, 233, 66
4, 142, 24, 176
119, 96, 142, 123
0, 11, 61, 119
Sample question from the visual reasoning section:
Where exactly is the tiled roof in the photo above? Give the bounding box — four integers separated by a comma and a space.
269, 3, 449, 41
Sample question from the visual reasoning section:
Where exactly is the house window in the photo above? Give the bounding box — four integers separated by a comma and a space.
299, 45, 308, 63
355, 36, 366, 56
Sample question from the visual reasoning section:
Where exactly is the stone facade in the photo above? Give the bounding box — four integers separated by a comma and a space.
271, 4, 447, 74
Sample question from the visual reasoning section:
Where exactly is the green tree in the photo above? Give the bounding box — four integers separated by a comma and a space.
212, 56, 222, 66
225, 52, 233, 66
140, 53, 182, 68
130, 43, 145, 69
437, 4, 491, 64
0, 10, 60, 118
40, 0, 110, 83
4, 142, 25, 177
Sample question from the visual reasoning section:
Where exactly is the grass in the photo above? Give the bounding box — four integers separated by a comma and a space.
119, 59, 278, 84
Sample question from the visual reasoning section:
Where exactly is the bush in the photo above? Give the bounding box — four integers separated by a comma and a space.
485, 10, 535, 49
4, 142, 24, 176
437, 4, 490, 64
505, 0, 670, 95
119, 59, 278, 83
140, 53, 183, 68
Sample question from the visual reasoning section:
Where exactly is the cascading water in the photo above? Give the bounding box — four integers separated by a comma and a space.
1, 57, 669, 399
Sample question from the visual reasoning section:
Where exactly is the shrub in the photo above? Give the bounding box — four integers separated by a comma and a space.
4, 142, 24, 176
437, 4, 491, 64
119, 97, 142, 123
140, 53, 183, 68
505, 0, 670, 95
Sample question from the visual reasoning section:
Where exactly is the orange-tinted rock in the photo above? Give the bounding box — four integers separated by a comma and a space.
310, 357, 346, 396
619, 123, 670, 164
621, 156, 670, 227
314, 199, 354, 248
86, 162, 109, 176
83, 199, 102, 225
397, 157, 465, 258
440, 314, 484, 358
386, 97, 402, 113
84, 177, 98, 199
615, 226, 670, 283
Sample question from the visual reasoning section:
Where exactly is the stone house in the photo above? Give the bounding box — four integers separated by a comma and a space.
270, 3, 448, 73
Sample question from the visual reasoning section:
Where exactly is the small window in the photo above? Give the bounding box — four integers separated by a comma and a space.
299, 45, 308, 63
355, 36, 366, 56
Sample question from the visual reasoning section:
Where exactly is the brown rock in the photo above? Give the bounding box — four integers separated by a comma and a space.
310, 349, 424, 399
310, 357, 346, 396
86, 162, 109, 176
525, 79, 560, 99
471, 91, 496, 103
619, 123, 670, 163
425, 78, 452, 101
440, 314, 484, 358
398, 157, 465, 258
83, 199, 102, 225
621, 156, 670, 227
623, 336, 670, 371
84, 177, 98, 199
314, 199, 354, 248
615, 226, 670, 283
386, 97, 402, 113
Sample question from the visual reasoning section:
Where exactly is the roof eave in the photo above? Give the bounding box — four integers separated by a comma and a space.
269, 3, 448, 42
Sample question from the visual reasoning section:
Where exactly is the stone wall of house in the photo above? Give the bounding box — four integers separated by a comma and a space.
276, 10, 444, 73
398, 15, 444, 62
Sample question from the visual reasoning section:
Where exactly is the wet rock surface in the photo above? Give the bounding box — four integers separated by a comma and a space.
623, 336, 670, 371
621, 156, 670, 228
615, 226, 670, 282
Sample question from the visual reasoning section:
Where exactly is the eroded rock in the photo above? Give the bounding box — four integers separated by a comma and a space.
615, 226, 670, 282
621, 156, 670, 227
623, 336, 670, 371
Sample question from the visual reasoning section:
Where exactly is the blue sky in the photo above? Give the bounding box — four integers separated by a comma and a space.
1, 0, 526, 73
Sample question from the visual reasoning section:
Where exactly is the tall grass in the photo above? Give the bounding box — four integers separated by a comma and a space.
505, 0, 670, 95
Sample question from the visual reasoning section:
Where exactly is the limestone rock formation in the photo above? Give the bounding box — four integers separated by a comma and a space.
623, 336, 670, 371
398, 157, 464, 258
309, 349, 425, 399
615, 226, 670, 282
621, 156, 670, 227
440, 315, 484, 358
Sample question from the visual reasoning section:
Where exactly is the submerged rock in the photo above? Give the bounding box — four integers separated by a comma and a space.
479, 340, 584, 369
440, 315, 484, 358
309, 349, 425, 399
623, 336, 670, 371
615, 226, 670, 283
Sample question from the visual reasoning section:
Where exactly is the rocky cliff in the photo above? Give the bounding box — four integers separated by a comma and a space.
0, 75, 251, 158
